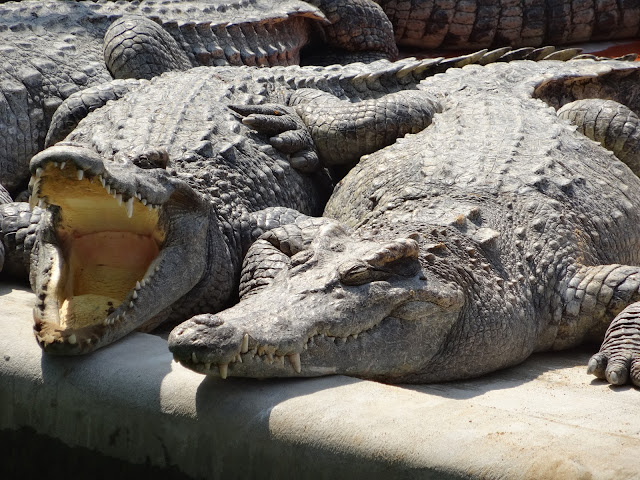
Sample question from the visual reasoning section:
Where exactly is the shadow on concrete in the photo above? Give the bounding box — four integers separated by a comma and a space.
398, 347, 595, 400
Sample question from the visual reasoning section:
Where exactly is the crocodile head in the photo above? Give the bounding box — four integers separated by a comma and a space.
29, 143, 210, 354
169, 224, 464, 382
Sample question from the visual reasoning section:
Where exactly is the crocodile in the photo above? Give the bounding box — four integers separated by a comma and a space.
168, 57, 640, 387
374, 0, 640, 50
0, 0, 397, 195
3, 56, 468, 354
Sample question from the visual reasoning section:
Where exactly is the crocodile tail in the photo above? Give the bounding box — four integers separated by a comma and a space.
376, 0, 640, 49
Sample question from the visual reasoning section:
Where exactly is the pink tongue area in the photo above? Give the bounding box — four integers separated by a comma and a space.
58, 231, 159, 329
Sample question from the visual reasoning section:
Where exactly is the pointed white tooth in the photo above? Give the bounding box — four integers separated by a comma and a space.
129, 301, 134, 308
106, 184, 111, 194
116, 193, 122, 205
154, 265, 160, 272
53, 162, 59, 168
103, 318, 110, 326
140, 279, 147, 288
236, 354, 242, 363
142, 198, 148, 205
67, 334, 77, 345
76, 169, 84, 180
135, 281, 141, 290
132, 290, 138, 299
60, 162, 66, 170
147, 204, 153, 211
136, 192, 141, 200
352, 333, 358, 340
191, 352, 198, 363
35, 167, 43, 178
218, 363, 228, 379
126, 197, 133, 218
28, 176, 35, 187
38, 198, 45, 208
204, 362, 211, 370
339, 337, 347, 344
289, 353, 301, 373
99, 175, 105, 187
241, 333, 249, 353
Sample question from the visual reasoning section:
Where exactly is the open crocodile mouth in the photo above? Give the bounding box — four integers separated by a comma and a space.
30, 160, 165, 352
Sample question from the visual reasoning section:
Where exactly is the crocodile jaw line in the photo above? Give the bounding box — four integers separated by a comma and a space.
30, 160, 197, 353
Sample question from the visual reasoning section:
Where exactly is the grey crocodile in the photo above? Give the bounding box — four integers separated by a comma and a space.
374, 0, 640, 50
0, 0, 397, 195
168, 57, 640, 387
4, 57, 461, 354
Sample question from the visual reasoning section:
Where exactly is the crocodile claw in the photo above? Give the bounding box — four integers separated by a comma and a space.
229, 103, 319, 172
587, 302, 640, 387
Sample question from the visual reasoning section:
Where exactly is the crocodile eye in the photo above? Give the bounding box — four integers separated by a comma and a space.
338, 261, 385, 286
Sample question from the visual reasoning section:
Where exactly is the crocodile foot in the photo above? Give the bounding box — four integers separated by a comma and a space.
587, 302, 640, 386
229, 104, 319, 172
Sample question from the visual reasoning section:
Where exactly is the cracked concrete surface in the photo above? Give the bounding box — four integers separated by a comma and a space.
0, 282, 638, 479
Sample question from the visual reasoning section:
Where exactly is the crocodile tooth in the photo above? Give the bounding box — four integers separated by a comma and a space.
116, 193, 123, 205
38, 198, 46, 208
60, 162, 66, 170
289, 353, 301, 373
99, 175, 105, 187
241, 333, 249, 353
132, 290, 138, 299
352, 333, 358, 340
339, 337, 347, 344
53, 162, 59, 168
218, 363, 228, 379
76, 169, 84, 181
140, 279, 147, 288
28, 176, 35, 188
236, 354, 242, 363
67, 334, 76, 345
147, 204, 153, 211
125, 197, 134, 218
105, 184, 111, 194
191, 352, 198, 363
135, 281, 141, 290
129, 301, 134, 308
35, 167, 43, 178
135, 192, 141, 200
266, 353, 274, 363
142, 198, 148, 206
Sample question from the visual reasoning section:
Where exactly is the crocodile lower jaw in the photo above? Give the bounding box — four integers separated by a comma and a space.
30, 160, 165, 353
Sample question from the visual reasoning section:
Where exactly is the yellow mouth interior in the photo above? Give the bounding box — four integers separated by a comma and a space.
37, 164, 165, 329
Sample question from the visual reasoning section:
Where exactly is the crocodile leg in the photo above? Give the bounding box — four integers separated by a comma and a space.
46, 79, 146, 147
557, 99, 640, 176
588, 302, 640, 386
544, 263, 640, 386
236, 89, 442, 168
289, 88, 442, 166
228, 104, 321, 172
239, 216, 345, 298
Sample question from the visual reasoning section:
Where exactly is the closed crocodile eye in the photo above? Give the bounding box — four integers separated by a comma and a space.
338, 261, 378, 286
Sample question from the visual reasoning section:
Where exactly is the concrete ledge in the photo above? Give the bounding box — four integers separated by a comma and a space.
1, 282, 639, 479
